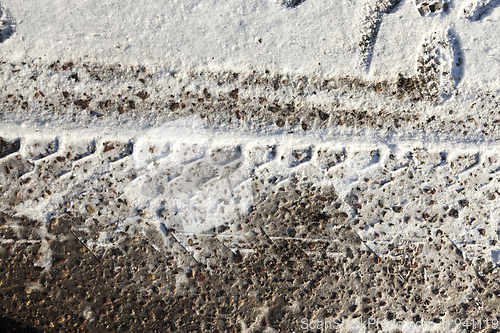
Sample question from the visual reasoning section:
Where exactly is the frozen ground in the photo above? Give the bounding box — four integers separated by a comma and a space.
1, 0, 500, 332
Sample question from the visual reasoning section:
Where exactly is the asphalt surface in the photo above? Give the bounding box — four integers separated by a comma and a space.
1, 63, 500, 332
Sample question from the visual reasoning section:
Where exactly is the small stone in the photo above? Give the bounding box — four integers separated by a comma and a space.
318, 110, 330, 121
74, 99, 88, 109
103, 144, 115, 153
448, 209, 459, 218
170, 102, 180, 111
478, 229, 486, 236
392, 206, 403, 213
276, 119, 285, 127
458, 199, 469, 207
203, 88, 211, 99
128, 100, 136, 109
86, 205, 96, 214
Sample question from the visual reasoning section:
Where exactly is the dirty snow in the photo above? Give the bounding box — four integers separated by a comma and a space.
1, 0, 500, 330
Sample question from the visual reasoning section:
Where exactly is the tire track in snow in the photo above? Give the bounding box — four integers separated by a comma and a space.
2, 125, 500, 276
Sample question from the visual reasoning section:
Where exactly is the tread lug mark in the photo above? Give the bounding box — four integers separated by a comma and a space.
133, 140, 171, 169
0, 138, 20, 159
182, 161, 218, 188
287, 146, 312, 167
101, 141, 133, 162
217, 161, 242, 179
179, 176, 244, 232
351, 149, 381, 169
316, 147, 347, 170
0, 155, 34, 185
67, 140, 97, 162
0, 214, 40, 242
461, 0, 500, 21
209, 145, 242, 166
24, 138, 59, 161
450, 152, 480, 172
484, 154, 500, 174
43, 141, 97, 177
246, 145, 276, 168
134, 165, 181, 199
168, 232, 203, 266
359, 0, 401, 72
173, 142, 207, 165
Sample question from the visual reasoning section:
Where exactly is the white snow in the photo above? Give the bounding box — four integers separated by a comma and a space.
0, 0, 496, 89
3, 0, 359, 77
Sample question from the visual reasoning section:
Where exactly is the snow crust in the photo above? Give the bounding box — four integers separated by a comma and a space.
1, 0, 498, 90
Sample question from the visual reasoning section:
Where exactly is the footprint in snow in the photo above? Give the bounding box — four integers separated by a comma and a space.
359, 0, 499, 101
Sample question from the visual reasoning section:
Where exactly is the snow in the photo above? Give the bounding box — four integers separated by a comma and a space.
3, 0, 359, 77
2, 0, 498, 91
124, 116, 254, 233
1, 0, 500, 326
